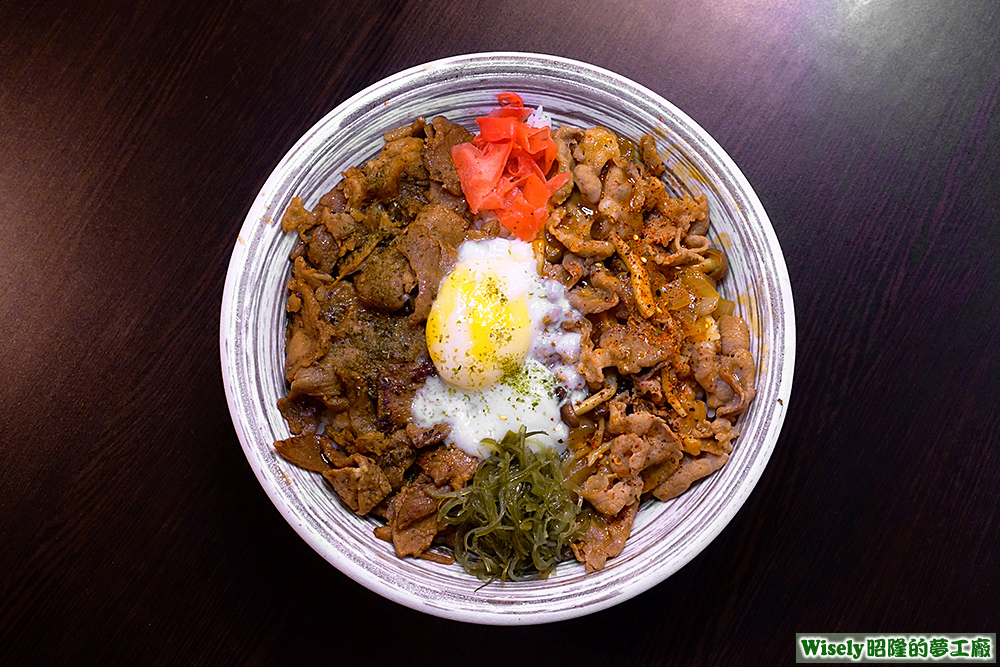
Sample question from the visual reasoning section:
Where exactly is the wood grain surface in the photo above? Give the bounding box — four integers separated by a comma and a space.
2, 0, 998, 664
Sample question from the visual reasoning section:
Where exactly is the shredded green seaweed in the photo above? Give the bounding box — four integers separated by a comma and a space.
435, 426, 586, 582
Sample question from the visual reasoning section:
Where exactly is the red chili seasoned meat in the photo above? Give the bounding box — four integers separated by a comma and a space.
271, 111, 758, 576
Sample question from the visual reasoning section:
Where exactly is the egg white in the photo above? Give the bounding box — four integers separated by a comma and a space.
411, 238, 586, 458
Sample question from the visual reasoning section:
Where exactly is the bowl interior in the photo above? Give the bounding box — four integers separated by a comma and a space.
220, 52, 794, 625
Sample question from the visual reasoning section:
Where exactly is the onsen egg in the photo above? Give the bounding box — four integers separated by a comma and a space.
412, 238, 587, 459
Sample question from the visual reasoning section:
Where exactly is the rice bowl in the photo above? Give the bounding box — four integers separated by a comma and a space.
220, 52, 794, 624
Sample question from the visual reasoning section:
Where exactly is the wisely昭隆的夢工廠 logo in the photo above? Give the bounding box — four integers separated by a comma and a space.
796, 634, 995, 663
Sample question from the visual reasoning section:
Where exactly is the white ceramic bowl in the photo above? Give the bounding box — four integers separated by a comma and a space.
220, 52, 794, 625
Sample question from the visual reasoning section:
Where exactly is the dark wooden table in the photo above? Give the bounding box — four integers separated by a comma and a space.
3, 0, 998, 663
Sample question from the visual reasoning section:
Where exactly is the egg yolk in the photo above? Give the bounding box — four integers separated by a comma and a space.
426, 263, 532, 390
